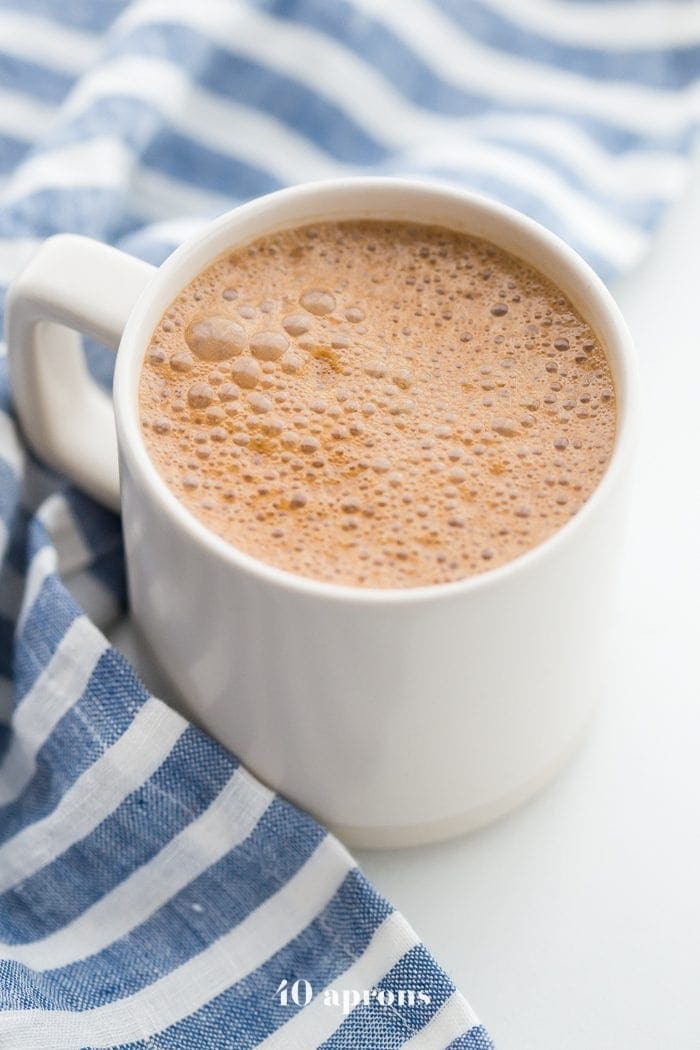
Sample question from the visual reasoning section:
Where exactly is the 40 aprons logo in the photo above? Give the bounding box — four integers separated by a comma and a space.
276, 979, 432, 1016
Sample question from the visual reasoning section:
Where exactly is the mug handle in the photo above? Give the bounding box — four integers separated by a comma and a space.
5, 235, 156, 511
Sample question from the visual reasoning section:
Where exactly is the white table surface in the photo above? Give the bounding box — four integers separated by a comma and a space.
111, 165, 700, 1050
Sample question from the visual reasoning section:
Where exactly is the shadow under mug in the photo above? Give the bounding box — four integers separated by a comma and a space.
6, 178, 639, 848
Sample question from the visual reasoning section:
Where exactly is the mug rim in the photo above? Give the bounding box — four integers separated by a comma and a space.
114, 176, 639, 606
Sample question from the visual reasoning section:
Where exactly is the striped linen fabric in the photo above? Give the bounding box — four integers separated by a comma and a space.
0, 0, 696, 1046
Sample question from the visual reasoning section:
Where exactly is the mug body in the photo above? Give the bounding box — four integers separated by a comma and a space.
114, 179, 637, 847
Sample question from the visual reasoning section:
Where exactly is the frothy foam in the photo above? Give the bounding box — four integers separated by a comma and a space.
139, 220, 617, 588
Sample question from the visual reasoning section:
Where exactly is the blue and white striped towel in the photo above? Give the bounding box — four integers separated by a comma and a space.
0, 2, 696, 1047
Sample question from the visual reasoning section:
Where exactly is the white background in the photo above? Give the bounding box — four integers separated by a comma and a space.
114, 166, 700, 1050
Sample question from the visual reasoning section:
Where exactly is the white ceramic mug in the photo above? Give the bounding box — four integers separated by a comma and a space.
6, 178, 638, 848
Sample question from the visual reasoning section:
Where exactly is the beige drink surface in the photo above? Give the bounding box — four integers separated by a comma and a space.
139, 220, 616, 588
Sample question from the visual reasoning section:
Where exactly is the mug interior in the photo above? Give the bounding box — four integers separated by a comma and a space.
114, 178, 638, 602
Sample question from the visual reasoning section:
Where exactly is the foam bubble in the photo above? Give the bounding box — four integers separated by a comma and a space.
185, 316, 247, 361
170, 352, 195, 373
251, 330, 288, 361
491, 418, 518, 437
248, 392, 273, 413
187, 383, 214, 408
262, 415, 284, 435
281, 351, 303, 374
371, 457, 391, 474
300, 288, 336, 315
231, 356, 262, 388
393, 368, 413, 390
282, 314, 310, 336
390, 397, 415, 416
